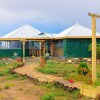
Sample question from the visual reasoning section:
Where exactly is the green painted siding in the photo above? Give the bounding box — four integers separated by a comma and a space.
0, 49, 30, 58
63, 39, 92, 58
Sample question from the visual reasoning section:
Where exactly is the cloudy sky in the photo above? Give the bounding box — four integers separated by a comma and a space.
0, 0, 100, 36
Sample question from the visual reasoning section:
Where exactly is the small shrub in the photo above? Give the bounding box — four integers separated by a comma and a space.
89, 43, 100, 59
21, 76, 27, 80
94, 81, 100, 86
12, 74, 19, 79
97, 73, 100, 78
41, 93, 55, 100
78, 62, 89, 75
0, 72, 5, 76
4, 84, 10, 89
71, 90, 80, 99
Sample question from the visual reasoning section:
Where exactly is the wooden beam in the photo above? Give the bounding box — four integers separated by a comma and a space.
0, 38, 53, 41
0, 38, 20, 41
43, 42, 46, 56
55, 36, 100, 39
1, 36, 100, 41
88, 13, 100, 18
38, 41, 44, 57
50, 41, 54, 56
92, 16, 97, 83
22, 41, 26, 63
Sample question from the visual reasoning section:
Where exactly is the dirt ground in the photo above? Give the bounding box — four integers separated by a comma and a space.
0, 58, 92, 100
0, 76, 46, 100
0, 58, 45, 100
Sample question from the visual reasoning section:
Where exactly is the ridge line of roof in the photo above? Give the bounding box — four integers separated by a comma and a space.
66, 23, 79, 36
9, 25, 27, 38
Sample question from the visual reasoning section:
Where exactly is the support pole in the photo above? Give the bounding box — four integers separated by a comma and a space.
50, 41, 54, 56
92, 16, 97, 83
39, 42, 42, 57
43, 42, 46, 56
38, 41, 44, 57
22, 41, 26, 63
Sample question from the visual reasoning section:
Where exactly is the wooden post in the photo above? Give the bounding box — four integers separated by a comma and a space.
92, 16, 97, 83
38, 41, 44, 57
22, 41, 26, 63
43, 42, 46, 56
39, 42, 42, 57
88, 13, 100, 83
50, 41, 54, 56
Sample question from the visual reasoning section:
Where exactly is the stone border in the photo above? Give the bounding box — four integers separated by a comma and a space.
9, 63, 24, 74
10, 63, 82, 92
9, 63, 49, 85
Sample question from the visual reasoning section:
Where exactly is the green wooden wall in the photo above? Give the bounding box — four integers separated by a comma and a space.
1, 39, 100, 58
63, 38, 100, 58
0, 49, 30, 58
63, 39, 92, 58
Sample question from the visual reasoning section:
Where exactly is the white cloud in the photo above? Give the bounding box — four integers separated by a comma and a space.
0, 9, 49, 25
0, 0, 100, 31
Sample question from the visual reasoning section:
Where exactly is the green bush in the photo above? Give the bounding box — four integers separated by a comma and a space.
21, 76, 27, 80
12, 74, 19, 78
41, 93, 55, 100
4, 84, 10, 89
78, 62, 89, 75
97, 73, 100, 78
89, 43, 100, 58
71, 90, 80, 99
0, 71, 5, 76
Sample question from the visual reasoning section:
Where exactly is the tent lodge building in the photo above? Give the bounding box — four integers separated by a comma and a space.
0, 23, 100, 61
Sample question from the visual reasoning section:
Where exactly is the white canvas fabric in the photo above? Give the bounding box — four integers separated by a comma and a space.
2, 25, 41, 38
1, 23, 100, 39
56, 23, 100, 37
2, 25, 53, 39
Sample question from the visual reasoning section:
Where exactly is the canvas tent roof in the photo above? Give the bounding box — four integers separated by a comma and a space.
2, 25, 53, 39
56, 23, 100, 38
1, 23, 100, 40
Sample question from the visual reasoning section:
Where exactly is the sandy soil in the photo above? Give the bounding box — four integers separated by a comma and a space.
0, 76, 45, 100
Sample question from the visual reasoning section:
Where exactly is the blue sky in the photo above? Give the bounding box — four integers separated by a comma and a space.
0, 0, 100, 36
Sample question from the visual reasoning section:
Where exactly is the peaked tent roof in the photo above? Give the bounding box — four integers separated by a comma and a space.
1, 25, 53, 39
1, 23, 100, 40
56, 23, 100, 38
2, 25, 41, 38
